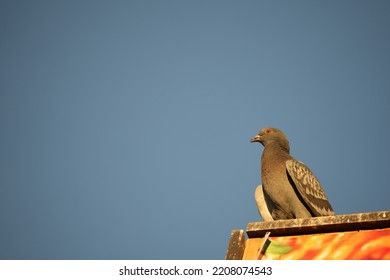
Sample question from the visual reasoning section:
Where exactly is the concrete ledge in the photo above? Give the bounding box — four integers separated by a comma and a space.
246, 211, 390, 238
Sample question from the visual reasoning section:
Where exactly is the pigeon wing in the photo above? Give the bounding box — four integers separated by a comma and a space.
254, 184, 275, 221
286, 159, 335, 216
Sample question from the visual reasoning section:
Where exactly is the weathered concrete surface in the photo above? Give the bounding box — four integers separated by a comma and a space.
246, 211, 390, 238
225, 229, 246, 260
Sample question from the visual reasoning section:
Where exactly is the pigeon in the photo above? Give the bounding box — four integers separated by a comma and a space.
251, 127, 335, 220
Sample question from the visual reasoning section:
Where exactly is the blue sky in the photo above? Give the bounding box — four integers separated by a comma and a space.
1, 0, 389, 259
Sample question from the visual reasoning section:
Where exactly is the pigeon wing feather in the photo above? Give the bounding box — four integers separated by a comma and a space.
254, 184, 275, 221
286, 159, 334, 216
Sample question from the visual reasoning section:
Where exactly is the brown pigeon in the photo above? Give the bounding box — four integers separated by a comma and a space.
251, 127, 335, 220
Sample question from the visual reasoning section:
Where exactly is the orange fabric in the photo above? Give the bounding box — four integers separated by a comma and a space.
248, 229, 390, 260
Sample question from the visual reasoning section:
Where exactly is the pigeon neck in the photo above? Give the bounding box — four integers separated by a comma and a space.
264, 142, 290, 155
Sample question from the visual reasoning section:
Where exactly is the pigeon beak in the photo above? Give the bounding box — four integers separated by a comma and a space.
250, 135, 261, 143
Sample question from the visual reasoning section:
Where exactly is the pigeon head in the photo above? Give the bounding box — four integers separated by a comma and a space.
250, 127, 290, 151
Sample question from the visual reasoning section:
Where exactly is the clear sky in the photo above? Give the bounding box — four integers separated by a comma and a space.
1, 0, 389, 260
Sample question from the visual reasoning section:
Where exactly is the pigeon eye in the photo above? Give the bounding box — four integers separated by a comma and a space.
266, 129, 272, 134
